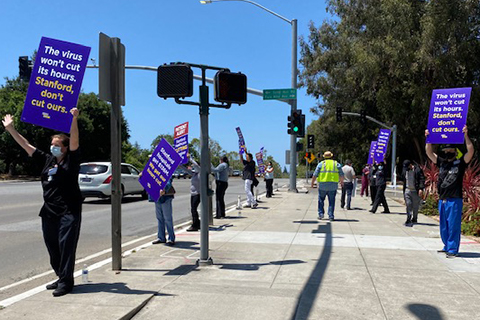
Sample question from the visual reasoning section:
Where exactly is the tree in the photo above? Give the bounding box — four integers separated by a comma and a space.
189, 137, 226, 165
299, 0, 480, 173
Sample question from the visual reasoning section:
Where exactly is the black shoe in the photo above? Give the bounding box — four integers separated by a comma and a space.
152, 239, 166, 244
346, 208, 353, 210
186, 226, 199, 232
369, 210, 375, 213
411, 219, 417, 224
252, 203, 258, 209
214, 216, 223, 219
381, 211, 390, 214
329, 218, 334, 222
46, 280, 59, 290
52, 285, 72, 297
318, 216, 324, 220
404, 221, 413, 227
437, 249, 447, 253
446, 252, 458, 258
166, 241, 175, 246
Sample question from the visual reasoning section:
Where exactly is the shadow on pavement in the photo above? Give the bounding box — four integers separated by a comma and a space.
84, 196, 146, 205
407, 303, 445, 320
458, 252, 480, 258
291, 223, 332, 320
71, 282, 165, 295
209, 224, 234, 232
293, 220, 319, 224
219, 259, 306, 271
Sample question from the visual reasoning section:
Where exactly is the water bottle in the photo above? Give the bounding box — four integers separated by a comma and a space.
82, 264, 88, 283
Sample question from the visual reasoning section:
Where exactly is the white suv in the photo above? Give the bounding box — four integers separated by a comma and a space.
78, 162, 147, 200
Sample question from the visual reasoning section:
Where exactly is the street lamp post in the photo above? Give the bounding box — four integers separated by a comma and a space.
201, 0, 298, 192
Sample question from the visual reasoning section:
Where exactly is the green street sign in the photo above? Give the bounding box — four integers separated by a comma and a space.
263, 88, 297, 100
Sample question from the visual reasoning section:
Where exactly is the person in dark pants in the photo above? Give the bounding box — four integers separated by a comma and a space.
369, 161, 390, 214
369, 163, 378, 205
186, 156, 201, 231
265, 161, 274, 198
401, 160, 425, 226
240, 151, 257, 208
341, 159, 356, 210
3, 109, 82, 297
426, 126, 474, 258
212, 156, 229, 219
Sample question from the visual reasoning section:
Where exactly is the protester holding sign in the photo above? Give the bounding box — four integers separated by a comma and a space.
186, 156, 201, 232
425, 125, 474, 258
369, 161, 390, 214
211, 156, 229, 219
152, 178, 176, 246
265, 161, 274, 198
2, 108, 82, 297
240, 151, 258, 209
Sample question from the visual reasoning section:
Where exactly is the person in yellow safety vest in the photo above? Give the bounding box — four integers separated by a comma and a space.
310, 151, 344, 221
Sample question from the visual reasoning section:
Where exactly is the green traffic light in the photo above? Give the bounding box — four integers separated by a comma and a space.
293, 127, 299, 132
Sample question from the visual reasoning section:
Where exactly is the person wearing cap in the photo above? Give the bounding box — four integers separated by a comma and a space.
311, 151, 344, 221
400, 160, 425, 226
425, 125, 474, 258
341, 159, 356, 210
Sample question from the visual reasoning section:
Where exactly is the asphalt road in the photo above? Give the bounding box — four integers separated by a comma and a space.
0, 177, 287, 301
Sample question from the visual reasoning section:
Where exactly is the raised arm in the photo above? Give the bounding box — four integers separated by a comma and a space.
69, 108, 79, 151
463, 125, 474, 164
2, 114, 36, 156
424, 129, 437, 163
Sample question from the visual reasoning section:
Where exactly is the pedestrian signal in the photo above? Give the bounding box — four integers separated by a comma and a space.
214, 70, 247, 105
157, 64, 194, 99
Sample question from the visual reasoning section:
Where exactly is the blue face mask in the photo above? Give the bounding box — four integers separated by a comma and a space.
50, 146, 63, 157
378, 165, 383, 170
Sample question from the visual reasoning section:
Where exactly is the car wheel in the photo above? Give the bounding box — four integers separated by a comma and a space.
141, 190, 148, 200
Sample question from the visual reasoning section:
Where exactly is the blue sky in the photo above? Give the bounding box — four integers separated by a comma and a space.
1, 0, 330, 168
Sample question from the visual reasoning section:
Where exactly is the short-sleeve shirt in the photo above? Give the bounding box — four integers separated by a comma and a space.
33, 148, 82, 217
437, 156, 466, 199
342, 165, 356, 183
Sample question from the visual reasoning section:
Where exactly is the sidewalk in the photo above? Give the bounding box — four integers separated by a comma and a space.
2, 184, 480, 320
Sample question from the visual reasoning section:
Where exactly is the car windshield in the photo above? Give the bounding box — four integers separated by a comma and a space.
79, 164, 108, 175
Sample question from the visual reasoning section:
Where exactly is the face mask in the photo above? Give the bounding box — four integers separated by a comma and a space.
446, 152, 456, 160
378, 166, 383, 170
50, 146, 63, 157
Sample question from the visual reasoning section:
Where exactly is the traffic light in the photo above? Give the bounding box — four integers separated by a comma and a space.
214, 70, 247, 105
157, 64, 194, 99
336, 107, 342, 122
288, 110, 303, 135
307, 134, 315, 149
296, 142, 303, 152
360, 109, 367, 125
298, 113, 306, 138
19, 56, 32, 81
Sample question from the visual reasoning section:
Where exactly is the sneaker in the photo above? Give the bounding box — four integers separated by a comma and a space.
404, 221, 413, 227
318, 216, 324, 220
329, 218, 334, 222
446, 252, 458, 258
252, 203, 258, 209
166, 241, 175, 246
381, 211, 390, 214
186, 226, 199, 232
152, 239, 166, 244
369, 210, 375, 214
46, 280, 59, 290
411, 219, 417, 224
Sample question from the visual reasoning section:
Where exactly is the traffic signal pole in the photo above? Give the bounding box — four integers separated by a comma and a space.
342, 111, 397, 188
289, 19, 298, 193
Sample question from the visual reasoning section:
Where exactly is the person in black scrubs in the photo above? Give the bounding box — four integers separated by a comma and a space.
2, 108, 82, 297
369, 161, 390, 214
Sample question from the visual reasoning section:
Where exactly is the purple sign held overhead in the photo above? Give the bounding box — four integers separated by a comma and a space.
367, 141, 377, 165
236, 127, 246, 154
426, 87, 471, 144
21, 37, 91, 133
374, 129, 390, 163
174, 122, 189, 165
139, 139, 183, 202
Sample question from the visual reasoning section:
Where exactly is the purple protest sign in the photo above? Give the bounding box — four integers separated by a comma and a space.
21, 37, 91, 133
367, 141, 377, 165
139, 139, 182, 202
236, 127, 246, 154
256, 151, 265, 174
426, 87, 471, 144
174, 122, 189, 165
374, 129, 390, 162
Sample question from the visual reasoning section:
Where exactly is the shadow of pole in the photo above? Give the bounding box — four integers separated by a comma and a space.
291, 222, 332, 320
407, 303, 445, 320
